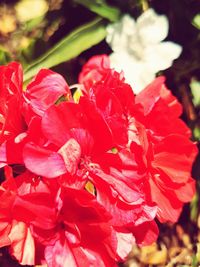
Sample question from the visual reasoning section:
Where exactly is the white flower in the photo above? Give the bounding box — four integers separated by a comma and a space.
106, 9, 182, 94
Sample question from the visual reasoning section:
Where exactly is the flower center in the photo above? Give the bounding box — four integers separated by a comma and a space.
79, 156, 100, 175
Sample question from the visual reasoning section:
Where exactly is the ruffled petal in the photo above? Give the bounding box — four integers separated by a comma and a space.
136, 8, 169, 44
106, 15, 136, 53
144, 41, 182, 73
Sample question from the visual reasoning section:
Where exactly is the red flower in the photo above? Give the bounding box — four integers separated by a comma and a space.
79, 56, 197, 223
21, 68, 158, 254
0, 58, 197, 267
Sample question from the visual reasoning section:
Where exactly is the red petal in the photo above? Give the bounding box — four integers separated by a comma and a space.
26, 69, 71, 116
42, 102, 81, 147
45, 238, 78, 267
149, 178, 183, 223
23, 143, 66, 178
79, 54, 110, 90
58, 138, 81, 175
116, 232, 134, 260
153, 135, 197, 183
9, 222, 35, 265
135, 76, 166, 115
132, 220, 159, 246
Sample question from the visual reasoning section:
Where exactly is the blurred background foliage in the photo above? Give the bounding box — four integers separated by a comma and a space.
0, 0, 200, 266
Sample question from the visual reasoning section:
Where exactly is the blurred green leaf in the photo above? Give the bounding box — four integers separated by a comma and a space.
190, 191, 199, 222
192, 256, 198, 267
74, 0, 120, 22
192, 252, 199, 267
25, 16, 45, 32
190, 79, 200, 107
0, 46, 11, 65
196, 243, 200, 264
18, 38, 37, 67
193, 126, 200, 141
24, 17, 106, 82
192, 13, 200, 30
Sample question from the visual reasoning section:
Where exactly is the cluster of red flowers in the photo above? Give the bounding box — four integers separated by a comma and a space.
0, 55, 197, 266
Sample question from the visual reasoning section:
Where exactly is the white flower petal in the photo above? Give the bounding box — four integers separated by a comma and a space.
109, 52, 155, 94
120, 14, 137, 35
144, 41, 182, 73
137, 8, 169, 45
106, 14, 136, 52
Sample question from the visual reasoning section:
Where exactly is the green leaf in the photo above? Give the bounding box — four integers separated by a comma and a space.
192, 13, 200, 30
74, 0, 120, 22
192, 254, 198, 267
25, 16, 45, 32
190, 79, 200, 107
0, 46, 11, 65
196, 243, 200, 264
18, 38, 37, 67
190, 191, 199, 222
193, 126, 200, 141
24, 17, 106, 82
